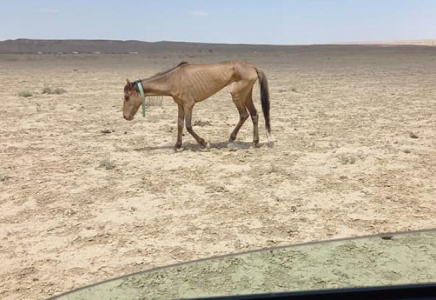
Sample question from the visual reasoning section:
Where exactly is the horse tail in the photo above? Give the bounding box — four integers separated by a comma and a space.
256, 68, 271, 136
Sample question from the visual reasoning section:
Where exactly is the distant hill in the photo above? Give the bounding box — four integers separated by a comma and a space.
0, 39, 289, 54
0, 39, 434, 54
337, 39, 436, 46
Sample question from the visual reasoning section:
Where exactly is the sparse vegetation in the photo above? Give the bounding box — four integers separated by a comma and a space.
99, 160, 115, 170
18, 91, 33, 98
269, 164, 281, 173
340, 154, 357, 165
194, 120, 211, 127
205, 184, 228, 193
0, 173, 11, 182
263, 164, 285, 175
42, 86, 67, 95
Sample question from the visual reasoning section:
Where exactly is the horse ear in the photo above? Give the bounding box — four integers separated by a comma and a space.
126, 79, 132, 87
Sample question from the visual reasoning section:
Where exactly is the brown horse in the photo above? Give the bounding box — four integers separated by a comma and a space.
123, 61, 270, 149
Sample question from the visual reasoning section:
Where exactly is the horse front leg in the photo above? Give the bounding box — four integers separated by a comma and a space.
175, 104, 184, 149
184, 104, 208, 147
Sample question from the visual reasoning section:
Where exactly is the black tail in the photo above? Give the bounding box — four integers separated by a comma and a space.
256, 68, 271, 135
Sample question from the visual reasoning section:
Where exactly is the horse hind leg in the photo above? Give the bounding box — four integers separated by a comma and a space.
229, 101, 249, 143
244, 88, 259, 146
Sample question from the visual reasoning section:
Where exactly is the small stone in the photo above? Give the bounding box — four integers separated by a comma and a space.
410, 132, 419, 139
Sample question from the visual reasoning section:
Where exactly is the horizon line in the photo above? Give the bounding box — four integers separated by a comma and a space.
1, 38, 436, 47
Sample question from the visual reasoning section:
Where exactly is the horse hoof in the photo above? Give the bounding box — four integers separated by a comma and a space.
227, 142, 239, 151
198, 139, 209, 148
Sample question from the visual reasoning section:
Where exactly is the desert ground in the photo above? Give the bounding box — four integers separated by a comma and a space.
1, 45, 436, 300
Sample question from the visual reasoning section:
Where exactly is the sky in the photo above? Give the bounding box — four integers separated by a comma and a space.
0, 0, 435, 45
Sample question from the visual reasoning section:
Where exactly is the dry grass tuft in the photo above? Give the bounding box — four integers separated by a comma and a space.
42, 86, 67, 95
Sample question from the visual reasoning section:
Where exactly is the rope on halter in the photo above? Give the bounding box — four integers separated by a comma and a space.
137, 82, 146, 117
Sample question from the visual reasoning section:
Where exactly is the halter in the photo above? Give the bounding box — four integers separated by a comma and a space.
137, 81, 146, 117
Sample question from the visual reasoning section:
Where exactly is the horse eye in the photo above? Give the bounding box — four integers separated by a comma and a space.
124, 95, 129, 101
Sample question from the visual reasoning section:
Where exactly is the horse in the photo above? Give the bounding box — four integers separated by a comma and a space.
123, 61, 270, 149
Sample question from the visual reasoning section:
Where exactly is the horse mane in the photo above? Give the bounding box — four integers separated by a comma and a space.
133, 61, 188, 85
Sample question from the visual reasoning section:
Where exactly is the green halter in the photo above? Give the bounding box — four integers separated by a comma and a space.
137, 82, 146, 117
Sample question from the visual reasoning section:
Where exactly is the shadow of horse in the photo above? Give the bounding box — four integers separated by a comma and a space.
134, 141, 273, 152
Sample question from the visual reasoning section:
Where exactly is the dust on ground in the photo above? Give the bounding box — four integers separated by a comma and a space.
1, 46, 436, 300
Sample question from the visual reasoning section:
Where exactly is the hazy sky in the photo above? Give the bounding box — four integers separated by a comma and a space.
1, 0, 435, 44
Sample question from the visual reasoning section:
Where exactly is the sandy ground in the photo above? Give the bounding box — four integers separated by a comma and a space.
1, 46, 436, 300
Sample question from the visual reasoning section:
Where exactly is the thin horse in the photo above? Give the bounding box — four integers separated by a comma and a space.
123, 61, 271, 149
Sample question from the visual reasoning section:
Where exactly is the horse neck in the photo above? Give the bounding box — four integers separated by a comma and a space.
140, 73, 175, 97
